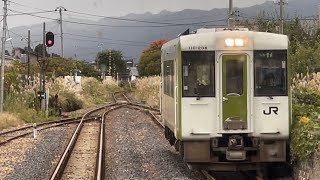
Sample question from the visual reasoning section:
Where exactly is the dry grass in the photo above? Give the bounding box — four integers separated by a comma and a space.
0, 112, 24, 130
135, 76, 160, 108
81, 78, 120, 107
292, 72, 320, 90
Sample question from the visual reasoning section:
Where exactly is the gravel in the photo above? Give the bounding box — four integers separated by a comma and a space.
105, 107, 205, 180
3, 125, 75, 180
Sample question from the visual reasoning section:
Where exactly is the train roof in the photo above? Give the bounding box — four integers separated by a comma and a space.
162, 30, 288, 51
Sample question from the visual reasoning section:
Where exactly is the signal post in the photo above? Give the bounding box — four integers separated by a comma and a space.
38, 22, 54, 115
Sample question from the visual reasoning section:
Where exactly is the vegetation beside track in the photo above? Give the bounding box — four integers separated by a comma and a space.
291, 73, 320, 162
134, 76, 160, 108
1, 75, 121, 130
0, 112, 24, 129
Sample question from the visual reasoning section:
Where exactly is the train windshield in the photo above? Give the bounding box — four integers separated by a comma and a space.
182, 51, 215, 97
254, 50, 287, 96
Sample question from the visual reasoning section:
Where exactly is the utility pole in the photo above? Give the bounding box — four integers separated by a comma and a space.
228, 0, 235, 29
27, 30, 31, 83
55, 7, 67, 58
97, 43, 104, 68
275, 0, 288, 34
108, 49, 112, 77
97, 43, 104, 79
38, 22, 48, 113
0, 0, 8, 112
318, 4, 320, 27
280, 0, 284, 34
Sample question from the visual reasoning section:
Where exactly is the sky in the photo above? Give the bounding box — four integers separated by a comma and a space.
5, 0, 268, 28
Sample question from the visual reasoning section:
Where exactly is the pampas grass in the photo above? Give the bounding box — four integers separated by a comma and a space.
135, 76, 160, 108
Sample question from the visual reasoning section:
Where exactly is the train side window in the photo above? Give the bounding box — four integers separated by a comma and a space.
182, 51, 215, 97
164, 60, 174, 97
254, 50, 287, 96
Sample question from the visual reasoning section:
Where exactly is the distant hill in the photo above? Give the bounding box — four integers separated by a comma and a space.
8, 0, 320, 62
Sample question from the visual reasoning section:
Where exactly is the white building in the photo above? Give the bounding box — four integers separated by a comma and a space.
129, 67, 139, 81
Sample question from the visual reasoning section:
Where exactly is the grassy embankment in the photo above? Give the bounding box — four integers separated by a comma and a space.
0, 76, 121, 130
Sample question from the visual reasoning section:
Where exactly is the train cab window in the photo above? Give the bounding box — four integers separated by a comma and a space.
182, 51, 215, 97
254, 50, 287, 96
226, 59, 244, 95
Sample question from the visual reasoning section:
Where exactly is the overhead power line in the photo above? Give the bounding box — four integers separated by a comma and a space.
63, 33, 149, 45
8, 10, 55, 16
64, 37, 146, 47
8, 0, 51, 11
8, 9, 227, 28
7, 29, 38, 48
8, 0, 219, 23
66, 10, 222, 25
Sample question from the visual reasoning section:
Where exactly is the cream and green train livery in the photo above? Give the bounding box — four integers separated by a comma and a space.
161, 28, 290, 171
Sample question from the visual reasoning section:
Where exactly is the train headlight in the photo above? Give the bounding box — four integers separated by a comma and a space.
225, 38, 234, 47
225, 38, 245, 47
235, 38, 244, 47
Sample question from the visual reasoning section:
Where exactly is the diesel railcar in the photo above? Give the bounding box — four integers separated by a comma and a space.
161, 28, 290, 172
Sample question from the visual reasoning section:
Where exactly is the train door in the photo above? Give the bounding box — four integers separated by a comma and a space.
221, 54, 248, 130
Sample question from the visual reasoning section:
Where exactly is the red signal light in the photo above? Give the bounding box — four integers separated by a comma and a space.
45, 32, 54, 47
47, 40, 53, 45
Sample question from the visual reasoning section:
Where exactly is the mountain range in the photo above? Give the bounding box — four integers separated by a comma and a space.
7, 0, 320, 62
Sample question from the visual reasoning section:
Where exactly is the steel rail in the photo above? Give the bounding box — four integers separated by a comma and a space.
112, 92, 117, 102
122, 92, 131, 103
95, 104, 125, 180
201, 170, 216, 180
129, 102, 160, 113
0, 116, 81, 137
50, 103, 118, 180
95, 114, 105, 180
0, 117, 98, 146
112, 91, 125, 103
122, 104, 163, 128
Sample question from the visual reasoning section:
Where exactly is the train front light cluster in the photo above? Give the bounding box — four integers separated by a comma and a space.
225, 38, 244, 47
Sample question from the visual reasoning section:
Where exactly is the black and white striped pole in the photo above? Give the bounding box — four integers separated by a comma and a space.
33, 123, 37, 139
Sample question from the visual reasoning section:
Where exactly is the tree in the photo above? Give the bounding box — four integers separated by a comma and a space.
138, 38, 169, 77
34, 44, 48, 57
96, 49, 126, 77
5, 61, 20, 94
44, 58, 99, 78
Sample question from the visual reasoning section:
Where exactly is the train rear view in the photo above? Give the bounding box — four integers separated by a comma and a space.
161, 28, 291, 175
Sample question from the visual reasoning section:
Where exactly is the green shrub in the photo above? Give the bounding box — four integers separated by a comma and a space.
82, 78, 121, 106
292, 87, 320, 118
59, 90, 83, 112
119, 81, 129, 89
290, 75, 320, 162
290, 116, 320, 162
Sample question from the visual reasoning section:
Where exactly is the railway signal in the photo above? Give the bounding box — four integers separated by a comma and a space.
37, 91, 45, 99
45, 31, 54, 47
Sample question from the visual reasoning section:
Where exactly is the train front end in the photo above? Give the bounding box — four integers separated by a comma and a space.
162, 29, 290, 171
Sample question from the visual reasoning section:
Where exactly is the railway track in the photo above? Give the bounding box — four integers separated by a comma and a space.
50, 92, 126, 180
0, 116, 92, 146
1, 91, 290, 179
56, 121, 101, 179
113, 91, 130, 103
50, 93, 130, 180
